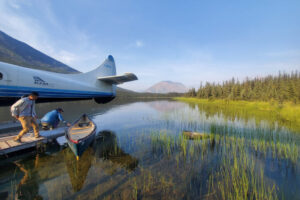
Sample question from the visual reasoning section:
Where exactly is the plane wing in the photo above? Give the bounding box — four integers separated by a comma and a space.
97, 73, 138, 85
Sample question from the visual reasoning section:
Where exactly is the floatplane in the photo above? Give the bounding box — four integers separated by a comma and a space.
0, 55, 137, 106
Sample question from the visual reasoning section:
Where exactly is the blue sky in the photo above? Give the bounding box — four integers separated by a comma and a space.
0, 0, 299, 91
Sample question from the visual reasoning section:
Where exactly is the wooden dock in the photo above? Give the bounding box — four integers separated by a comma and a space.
0, 127, 67, 155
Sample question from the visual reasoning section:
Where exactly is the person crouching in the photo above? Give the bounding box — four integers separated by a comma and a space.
11, 92, 40, 142
41, 108, 70, 130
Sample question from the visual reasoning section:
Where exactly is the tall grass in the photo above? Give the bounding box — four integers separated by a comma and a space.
174, 97, 300, 132
148, 125, 299, 199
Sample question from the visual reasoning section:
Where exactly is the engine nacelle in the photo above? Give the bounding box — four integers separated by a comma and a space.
94, 96, 115, 104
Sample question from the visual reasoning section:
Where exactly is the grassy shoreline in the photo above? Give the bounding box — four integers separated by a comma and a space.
174, 97, 300, 132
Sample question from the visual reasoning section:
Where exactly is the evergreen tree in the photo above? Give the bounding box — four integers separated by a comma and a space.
189, 72, 300, 102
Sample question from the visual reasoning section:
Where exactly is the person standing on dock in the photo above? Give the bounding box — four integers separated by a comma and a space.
10, 92, 40, 142
41, 108, 70, 130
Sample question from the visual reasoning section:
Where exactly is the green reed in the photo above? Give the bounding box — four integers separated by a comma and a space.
146, 121, 299, 199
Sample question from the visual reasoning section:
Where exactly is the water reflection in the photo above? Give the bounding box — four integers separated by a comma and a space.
0, 100, 299, 199
4, 130, 139, 199
0, 98, 171, 123
95, 130, 138, 172
146, 100, 185, 112
63, 130, 138, 192
15, 154, 43, 200
64, 147, 94, 192
186, 101, 300, 133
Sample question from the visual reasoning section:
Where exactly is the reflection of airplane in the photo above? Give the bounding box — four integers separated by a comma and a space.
0, 55, 137, 106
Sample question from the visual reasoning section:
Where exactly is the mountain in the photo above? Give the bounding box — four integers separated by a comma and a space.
145, 81, 188, 94
0, 30, 79, 73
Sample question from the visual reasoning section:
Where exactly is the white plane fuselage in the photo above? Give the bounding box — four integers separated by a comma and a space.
0, 55, 135, 106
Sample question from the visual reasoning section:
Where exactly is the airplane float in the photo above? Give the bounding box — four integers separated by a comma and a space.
0, 55, 137, 106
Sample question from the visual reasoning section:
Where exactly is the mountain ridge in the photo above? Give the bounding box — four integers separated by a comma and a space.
0, 30, 79, 74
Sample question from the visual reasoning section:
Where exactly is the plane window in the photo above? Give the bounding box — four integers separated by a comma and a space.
0, 72, 2, 80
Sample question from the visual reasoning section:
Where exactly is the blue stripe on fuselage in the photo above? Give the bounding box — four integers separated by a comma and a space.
0, 85, 115, 98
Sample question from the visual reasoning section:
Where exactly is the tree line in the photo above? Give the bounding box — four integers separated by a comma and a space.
186, 71, 300, 103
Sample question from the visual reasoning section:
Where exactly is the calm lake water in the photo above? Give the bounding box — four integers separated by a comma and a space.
0, 99, 300, 199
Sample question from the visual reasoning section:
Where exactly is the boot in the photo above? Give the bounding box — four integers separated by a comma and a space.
14, 136, 21, 143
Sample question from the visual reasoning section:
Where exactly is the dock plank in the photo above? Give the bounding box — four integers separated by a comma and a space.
0, 127, 67, 155
0, 136, 15, 142
0, 141, 10, 149
22, 137, 36, 142
6, 140, 21, 147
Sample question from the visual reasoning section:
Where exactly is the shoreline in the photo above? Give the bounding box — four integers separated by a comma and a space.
174, 97, 300, 132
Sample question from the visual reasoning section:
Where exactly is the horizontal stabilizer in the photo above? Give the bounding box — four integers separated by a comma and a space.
97, 73, 138, 85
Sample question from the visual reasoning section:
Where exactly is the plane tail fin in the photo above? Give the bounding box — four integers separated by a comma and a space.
70, 55, 117, 84
84, 55, 117, 78
70, 55, 137, 89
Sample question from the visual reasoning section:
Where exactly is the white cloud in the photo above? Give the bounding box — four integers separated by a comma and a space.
53, 50, 77, 65
8, 1, 20, 9
0, 1, 45, 48
0, 0, 105, 71
120, 47, 300, 92
266, 50, 300, 57
135, 40, 144, 47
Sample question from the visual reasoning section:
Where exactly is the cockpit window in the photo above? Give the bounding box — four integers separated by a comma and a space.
0, 72, 2, 80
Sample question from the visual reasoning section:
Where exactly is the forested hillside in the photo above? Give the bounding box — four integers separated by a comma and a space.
186, 72, 300, 103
